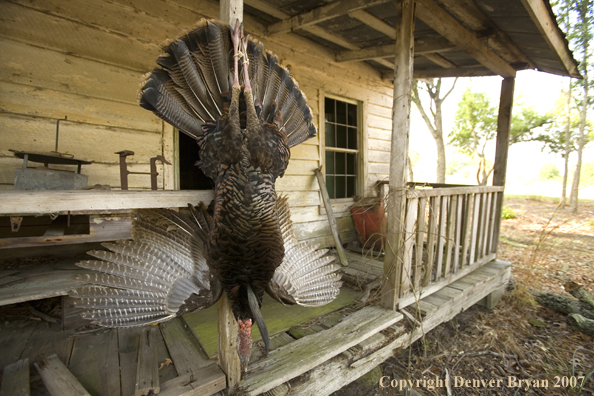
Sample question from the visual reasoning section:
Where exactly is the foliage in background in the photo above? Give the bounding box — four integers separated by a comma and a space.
501, 205, 517, 219
539, 163, 561, 181
449, 89, 551, 185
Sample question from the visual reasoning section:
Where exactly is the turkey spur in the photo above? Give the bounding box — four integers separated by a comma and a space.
69, 19, 342, 373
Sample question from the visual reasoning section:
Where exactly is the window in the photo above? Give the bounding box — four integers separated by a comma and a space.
324, 97, 359, 199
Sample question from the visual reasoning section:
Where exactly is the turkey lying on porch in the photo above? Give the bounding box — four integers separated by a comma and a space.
69, 19, 342, 374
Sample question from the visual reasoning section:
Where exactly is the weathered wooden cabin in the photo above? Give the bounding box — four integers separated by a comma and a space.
0, 0, 579, 395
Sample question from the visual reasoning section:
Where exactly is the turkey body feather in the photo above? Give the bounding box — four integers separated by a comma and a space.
70, 19, 340, 370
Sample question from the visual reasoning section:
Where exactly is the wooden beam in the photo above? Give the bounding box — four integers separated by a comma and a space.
348, 9, 396, 39
492, 77, 515, 253
219, 1, 243, 389
315, 169, 348, 266
34, 354, 91, 396
336, 37, 454, 62
220, 0, 243, 27
135, 328, 159, 396
382, 65, 496, 80
520, 0, 580, 78
0, 190, 215, 215
423, 53, 457, 68
381, 0, 415, 311
415, 0, 516, 78
267, 0, 388, 35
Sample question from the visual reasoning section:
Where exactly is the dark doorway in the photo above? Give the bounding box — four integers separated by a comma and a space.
178, 131, 213, 190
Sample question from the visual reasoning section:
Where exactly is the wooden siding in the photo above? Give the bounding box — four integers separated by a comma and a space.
0, 0, 395, 247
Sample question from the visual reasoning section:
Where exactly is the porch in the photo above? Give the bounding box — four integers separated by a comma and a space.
0, 186, 509, 395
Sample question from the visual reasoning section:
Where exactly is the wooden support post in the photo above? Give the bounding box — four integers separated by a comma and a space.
218, 0, 243, 389
382, 0, 415, 311
492, 77, 515, 253
315, 168, 348, 266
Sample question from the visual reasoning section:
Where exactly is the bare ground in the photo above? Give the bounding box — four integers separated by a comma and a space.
335, 198, 594, 396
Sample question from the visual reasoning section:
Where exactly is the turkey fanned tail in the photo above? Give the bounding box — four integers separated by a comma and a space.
267, 195, 342, 306
69, 209, 221, 327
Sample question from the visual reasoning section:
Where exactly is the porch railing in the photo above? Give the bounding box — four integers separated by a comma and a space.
385, 185, 505, 308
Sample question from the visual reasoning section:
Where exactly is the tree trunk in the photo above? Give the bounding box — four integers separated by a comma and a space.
434, 133, 446, 183
533, 291, 594, 320
569, 71, 587, 213
561, 80, 571, 207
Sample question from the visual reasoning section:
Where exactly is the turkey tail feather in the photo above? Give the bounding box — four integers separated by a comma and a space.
69, 208, 220, 328
267, 195, 342, 307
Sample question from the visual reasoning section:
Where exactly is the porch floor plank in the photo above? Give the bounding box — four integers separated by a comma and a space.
184, 286, 361, 357
68, 329, 121, 396
239, 306, 403, 395
0, 358, 29, 396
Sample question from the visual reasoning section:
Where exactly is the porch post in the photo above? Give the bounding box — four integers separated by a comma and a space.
218, 0, 243, 389
381, 0, 415, 310
491, 77, 515, 253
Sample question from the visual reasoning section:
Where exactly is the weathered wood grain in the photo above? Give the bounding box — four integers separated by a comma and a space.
34, 354, 91, 396
135, 327, 160, 396
315, 168, 348, 266
0, 358, 30, 396
0, 190, 214, 215
239, 306, 402, 395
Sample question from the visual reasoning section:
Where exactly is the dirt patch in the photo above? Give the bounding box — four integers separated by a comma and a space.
334, 198, 594, 395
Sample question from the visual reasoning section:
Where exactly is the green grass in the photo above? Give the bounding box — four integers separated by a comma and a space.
501, 205, 517, 219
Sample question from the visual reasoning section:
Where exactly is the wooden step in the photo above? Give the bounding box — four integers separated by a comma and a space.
239, 306, 403, 395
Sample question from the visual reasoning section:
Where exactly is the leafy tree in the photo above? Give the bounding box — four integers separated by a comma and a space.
412, 78, 458, 183
539, 163, 561, 181
449, 88, 550, 185
552, 0, 593, 212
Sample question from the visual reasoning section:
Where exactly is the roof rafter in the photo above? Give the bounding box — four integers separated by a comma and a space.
382, 65, 496, 80
266, 0, 389, 35
415, 0, 516, 77
437, 0, 534, 68
348, 9, 396, 39
336, 37, 455, 62
520, 0, 580, 78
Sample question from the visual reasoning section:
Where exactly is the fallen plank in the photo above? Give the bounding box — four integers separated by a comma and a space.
34, 354, 91, 396
0, 358, 30, 396
158, 364, 226, 396
239, 306, 402, 395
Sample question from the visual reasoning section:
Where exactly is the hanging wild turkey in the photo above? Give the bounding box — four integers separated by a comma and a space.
69, 20, 342, 373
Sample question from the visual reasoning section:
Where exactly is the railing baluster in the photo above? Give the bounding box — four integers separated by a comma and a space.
481, 193, 493, 257
414, 197, 428, 291
434, 196, 448, 281
452, 194, 463, 272
443, 194, 457, 276
400, 197, 418, 298
460, 193, 473, 268
423, 196, 438, 286
469, 193, 480, 264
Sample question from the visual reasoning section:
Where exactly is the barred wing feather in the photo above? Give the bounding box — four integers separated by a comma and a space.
267, 195, 342, 306
69, 208, 221, 327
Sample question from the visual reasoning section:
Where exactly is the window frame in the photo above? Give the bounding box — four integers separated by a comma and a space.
321, 93, 365, 202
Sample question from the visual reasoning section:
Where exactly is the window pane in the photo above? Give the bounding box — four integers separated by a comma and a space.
347, 176, 356, 197
326, 175, 335, 199
336, 125, 347, 148
325, 123, 335, 147
348, 103, 357, 126
347, 153, 356, 175
347, 127, 357, 150
336, 152, 345, 174
325, 151, 335, 174
325, 98, 335, 122
335, 176, 346, 198
336, 101, 347, 125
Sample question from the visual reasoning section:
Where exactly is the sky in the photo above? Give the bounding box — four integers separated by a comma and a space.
408, 70, 594, 198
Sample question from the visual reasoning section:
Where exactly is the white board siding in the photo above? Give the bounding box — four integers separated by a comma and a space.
0, 0, 395, 247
